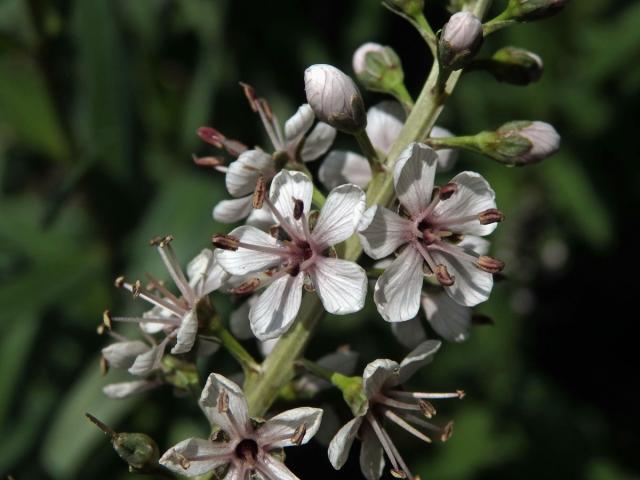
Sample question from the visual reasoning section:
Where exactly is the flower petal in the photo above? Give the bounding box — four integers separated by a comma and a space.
213, 196, 253, 224
396, 339, 441, 385
363, 359, 399, 399
259, 407, 323, 448
171, 309, 198, 354
359, 422, 385, 480
229, 296, 257, 340
390, 316, 427, 350
318, 150, 372, 190
393, 142, 438, 217
366, 101, 404, 156
358, 205, 413, 260
423, 291, 471, 342
432, 171, 498, 236
226, 149, 274, 197
215, 225, 282, 276
269, 170, 313, 235
159, 438, 232, 477
103, 380, 158, 399
187, 249, 227, 296
142, 305, 174, 334
285, 104, 315, 143
246, 205, 275, 230
430, 245, 493, 307
249, 273, 304, 340
309, 257, 367, 315
102, 341, 149, 369
128, 342, 166, 376
430, 125, 458, 171
259, 454, 301, 480
301, 122, 337, 162
373, 246, 424, 322
199, 373, 252, 436
312, 184, 366, 248
328, 416, 364, 469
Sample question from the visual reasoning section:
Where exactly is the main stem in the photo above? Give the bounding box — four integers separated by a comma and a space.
243, 0, 493, 417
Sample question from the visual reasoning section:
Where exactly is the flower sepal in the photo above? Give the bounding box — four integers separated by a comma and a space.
331, 373, 369, 417
161, 355, 201, 394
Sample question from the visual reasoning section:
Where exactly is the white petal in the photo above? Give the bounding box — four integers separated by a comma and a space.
171, 309, 198, 354
259, 407, 323, 448
312, 184, 366, 248
142, 305, 173, 334
310, 257, 367, 315
318, 150, 372, 190
390, 316, 427, 349
357, 205, 413, 260
102, 341, 149, 369
459, 235, 490, 256
432, 171, 498, 236
301, 122, 337, 162
128, 342, 166, 376
199, 373, 252, 435
430, 246, 494, 307
285, 104, 315, 143
269, 170, 313, 235
246, 205, 275, 230
259, 455, 300, 480
359, 422, 385, 480
328, 416, 364, 469
363, 359, 399, 399
226, 149, 274, 197
103, 380, 157, 399
430, 125, 458, 171
373, 246, 424, 322
213, 196, 253, 224
196, 338, 221, 357
366, 101, 405, 156
393, 142, 439, 217
396, 339, 441, 385
215, 225, 283, 276
159, 438, 232, 477
249, 273, 304, 340
230, 296, 257, 340
423, 291, 471, 342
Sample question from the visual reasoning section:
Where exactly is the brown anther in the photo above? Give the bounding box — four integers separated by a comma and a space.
230, 278, 261, 295
239, 82, 259, 111
197, 126, 225, 148
441, 421, 454, 442
390, 468, 408, 479
418, 399, 437, 418
114, 276, 125, 288
212, 234, 240, 251
252, 176, 266, 209
102, 310, 113, 330
258, 98, 274, 122
456, 389, 466, 399
100, 356, 109, 376
439, 182, 458, 200
96, 324, 105, 335
435, 264, 455, 286
149, 236, 163, 246
132, 280, 142, 298
192, 154, 225, 168
217, 389, 229, 413
478, 208, 504, 225
292, 198, 304, 220
476, 255, 505, 274
290, 423, 307, 446
175, 452, 191, 470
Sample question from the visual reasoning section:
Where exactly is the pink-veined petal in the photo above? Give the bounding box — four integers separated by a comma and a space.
226, 149, 274, 197
358, 205, 413, 260
328, 416, 364, 469
103, 380, 159, 399
309, 257, 367, 315
359, 422, 385, 480
213, 196, 253, 224
215, 226, 283, 276
159, 438, 232, 477
259, 407, 323, 448
366, 101, 404, 156
390, 316, 427, 350
249, 273, 304, 340
312, 184, 366, 248
423, 290, 472, 342
102, 341, 149, 369
363, 359, 399, 399
285, 104, 315, 143
396, 339, 441, 385
269, 170, 313, 236
301, 122, 336, 162
258, 454, 301, 480
199, 373, 252, 436
171, 309, 198, 354
430, 125, 458, 172
393, 142, 438, 217
318, 150, 372, 190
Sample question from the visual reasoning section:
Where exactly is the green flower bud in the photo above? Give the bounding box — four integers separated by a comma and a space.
438, 12, 484, 71
506, 0, 569, 22
352, 43, 405, 94
382, 0, 424, 17
487, 47, 544, 85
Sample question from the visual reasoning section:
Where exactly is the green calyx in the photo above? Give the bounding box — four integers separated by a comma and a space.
357, 47, 405, 94
331, 373, 369, 417
485, 46, 543, 85
382, 0, 424, 18
506, 0, 568, 22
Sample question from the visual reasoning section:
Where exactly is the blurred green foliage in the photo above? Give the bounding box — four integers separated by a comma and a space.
1, 0, 638, 479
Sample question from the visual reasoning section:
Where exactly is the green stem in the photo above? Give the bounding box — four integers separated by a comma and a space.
312, 186, 326, 208
354, 129, 381, 167
415, 13, 438, 58
216, 327, 261, 376
483, 11, 516, 35
391, 83, 415, 113
297, 358, 335, 382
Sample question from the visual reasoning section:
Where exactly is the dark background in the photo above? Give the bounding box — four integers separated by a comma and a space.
1, 0, 638, 479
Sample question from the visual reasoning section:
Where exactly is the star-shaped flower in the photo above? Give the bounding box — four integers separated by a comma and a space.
214, 170, 367, 339
358, 142, 504, 322
159, 373, 323, 479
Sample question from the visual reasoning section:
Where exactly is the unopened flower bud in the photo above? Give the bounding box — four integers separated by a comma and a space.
486, 47, 544, 85
382, 0, 424, 17
352, 43, 405, 94
304, 64, 367, 134
439, 12, 484, 71
506, 0, 569, 22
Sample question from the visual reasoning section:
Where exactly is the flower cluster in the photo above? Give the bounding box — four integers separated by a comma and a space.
93, 2, 565, 479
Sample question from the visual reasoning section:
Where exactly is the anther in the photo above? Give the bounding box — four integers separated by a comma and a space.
259, 98, 274, 122
132, 280, 142, 298
478, 208, 504, 225
212, 234, 240, 251
435, 264, 455, 286
197, 126, 225, 148
439, 182, 458, 200
418, 400, 436, 418
102, 310, 113, 330
114, 276, 125, 288
229, 278, 261, 295
175, 451, 191, 470
476, 256, 505, 274
253, 176, 266, 209
100, 356, 109, 376
217, 389, 229, 413
290, 423, 307, 446
192, 154, 225, 168
239, 82, 259, 112
456, 389, 466, 399
292, 198, 304, 220
441, 421, 454, 442
391, 468, 408, 478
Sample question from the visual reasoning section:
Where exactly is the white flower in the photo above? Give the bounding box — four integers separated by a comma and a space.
358, 142, 504, 322
215, 170, 367, 339
110, 241, 226, 363
319, 102, 456, 189
160, 373, 323, 479
328, 340, 463, 480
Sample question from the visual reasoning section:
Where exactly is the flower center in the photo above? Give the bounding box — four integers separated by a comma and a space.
235, 438, 259, 462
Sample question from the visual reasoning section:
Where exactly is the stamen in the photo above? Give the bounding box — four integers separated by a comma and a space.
412, 241, 439, 276
375, 395, 422, 411
435, 264, 455, 286
262, 195, 303, 242
476, 255, 505, 274
383, 409, 432, 444
253, 176, 267, 209
132, 280, 142, 298
111, 316, 181, 326
439, 182, 458, 200
102, 310, 113, 330
119, 280, 187, 316
239, 82, 283, 150
366, 413, 402, 473
388, 390, 465, 400
478, 208, 504, 225
212, 234, 240, 251
100, 356, 109, 376
145, 273, 188, 309
229, 278, 261, 295
197, 126, 247, 157
418, 400, 437, 418
441, 421, 454, 442
173, 450, 191, 470
368, 413, 413, 479
290, 423, 307, 446
391, 469, 407, 479
114, 276, 125, 288
192, 154, 225, 168
292, 198, 304, 220
217, 389, 229, 413
154, 237, 197, 305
